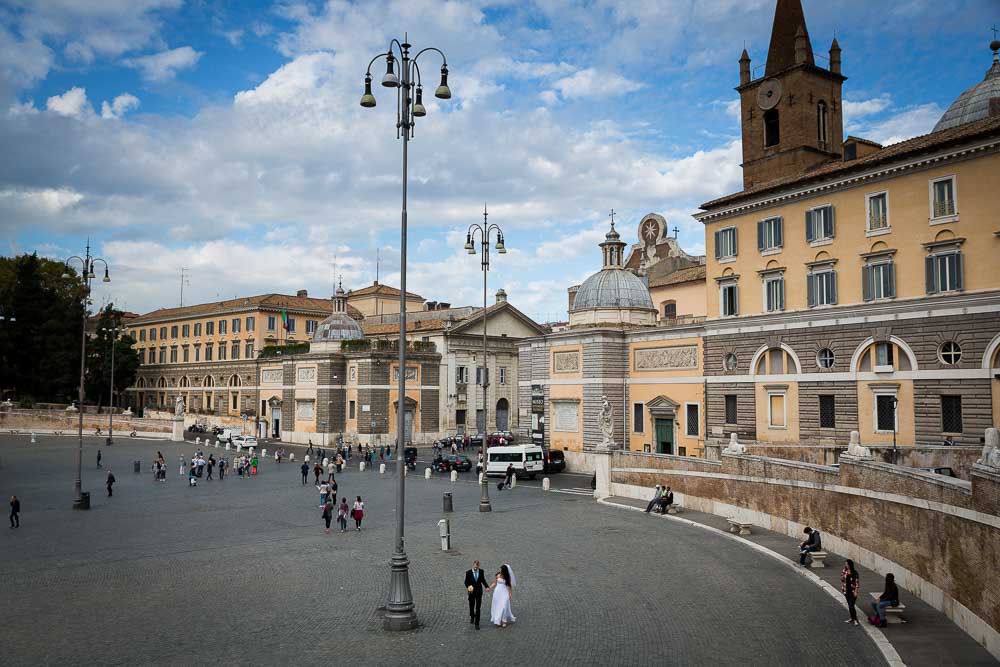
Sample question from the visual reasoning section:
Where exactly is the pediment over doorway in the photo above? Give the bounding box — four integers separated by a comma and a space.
646, 395, 679, 417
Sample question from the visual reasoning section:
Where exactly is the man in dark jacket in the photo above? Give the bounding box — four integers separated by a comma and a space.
799, 526, 822, 565
106, 470, 116, 497
464, 560, 489, 629
9, 495, 20, 528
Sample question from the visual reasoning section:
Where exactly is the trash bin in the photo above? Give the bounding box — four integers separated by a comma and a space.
133, 460, 141, 473
443, 492, 453, 513
76, 492, 90, 510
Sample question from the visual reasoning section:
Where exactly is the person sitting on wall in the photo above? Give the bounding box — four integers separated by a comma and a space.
657, 485, 674, 513
798, 527, 822, 566
942, 435, 956, 446
644, 485, 661, 513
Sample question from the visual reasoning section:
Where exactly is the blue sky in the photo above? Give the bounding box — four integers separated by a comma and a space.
0, 0, 995, 321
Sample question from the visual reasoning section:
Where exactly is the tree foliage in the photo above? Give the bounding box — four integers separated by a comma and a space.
85, 305, 140, 408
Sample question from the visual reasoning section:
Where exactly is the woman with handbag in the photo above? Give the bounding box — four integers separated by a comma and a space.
322, 498, 334, 534
841, 559, 860, 625
337, 498, 350, 533
352, 496, 365, 531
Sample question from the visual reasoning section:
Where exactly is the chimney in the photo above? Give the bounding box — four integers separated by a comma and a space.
739, 48, 751, 86
794, 26, 809, 65
296, 289, 308, 298
495, 288, 508, 304
829, 38, 841, 75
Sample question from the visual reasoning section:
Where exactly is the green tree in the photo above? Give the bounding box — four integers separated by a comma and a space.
85, 305, 139, 409
0, 253, 86, 403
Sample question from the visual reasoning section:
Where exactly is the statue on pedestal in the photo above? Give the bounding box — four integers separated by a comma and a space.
722, 432, 746, 455
978, 428, 1000, 468
174, 395, 186, 418
845, 430, 872, 458
598, 395, 615, 450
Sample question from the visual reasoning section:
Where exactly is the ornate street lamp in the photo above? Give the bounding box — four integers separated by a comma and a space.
359, 34, 452, 632
63, 240, 110, 509
465, 205, 506, 512
100, 326, 121, 446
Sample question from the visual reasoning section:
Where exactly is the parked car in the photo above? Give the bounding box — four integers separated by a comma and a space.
488, 431, 517, 446
243, 436, 258, 450
543, 448, 566, 473
230, 435, 245, 448
434, 454, 473, 473
917, 466, 957, 478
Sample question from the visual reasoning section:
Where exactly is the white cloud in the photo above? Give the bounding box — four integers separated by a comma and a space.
548, 68, 643, 101
220, 29, 244, 47
0, 186, 84, 216
125, 46, 202, 82
863, 103, 944, 146
46, 87, 90, 117
100, 93, 140, 119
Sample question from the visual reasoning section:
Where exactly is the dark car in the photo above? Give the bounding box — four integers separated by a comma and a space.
544, 449, 566, 473
434, 455, 473, 473
488, 431, 516, 446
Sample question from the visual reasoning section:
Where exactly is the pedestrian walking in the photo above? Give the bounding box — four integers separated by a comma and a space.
218, 457, 226, 480
318, 481, 330, 508
337, 497, 349, 532
301, 461, 309, 484
179, 456, 186, 476
96, 450, 102, 469
326, 460, 335, 482
322, 498, 334, 534
352, 496, 365, 530
504, 463, 515, 489
842, 559, 861, 626
106, 469, 116, 497
207, 454, 215, 481
313, 463, 322, 484
9, 495, 20, 528
329, 477, 338, 506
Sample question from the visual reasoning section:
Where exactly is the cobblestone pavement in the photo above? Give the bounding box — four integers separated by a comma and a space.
0, 435, 884, 666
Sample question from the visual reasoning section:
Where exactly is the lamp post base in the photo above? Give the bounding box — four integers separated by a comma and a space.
479, 478, 492, 512
72, 492, 90, 510
383, 550, 418, 631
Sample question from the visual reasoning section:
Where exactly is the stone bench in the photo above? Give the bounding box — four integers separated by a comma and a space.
727, 518, 752, 536
869, 592, 906, 624
807, 550, 828, 568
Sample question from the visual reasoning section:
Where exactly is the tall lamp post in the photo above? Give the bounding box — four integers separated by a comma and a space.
101, 326, 121, 446
63, 240, 111, 509
359, 34, 452, 632
464, 206, 506, 512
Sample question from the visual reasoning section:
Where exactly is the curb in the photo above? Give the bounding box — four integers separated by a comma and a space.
597, 498, 905, 667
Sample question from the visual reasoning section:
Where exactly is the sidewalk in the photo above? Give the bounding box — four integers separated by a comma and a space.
603, 496, 995, 667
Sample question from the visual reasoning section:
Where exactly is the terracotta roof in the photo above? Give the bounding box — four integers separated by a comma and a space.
348, 282, 424, 300
649, 265, 706, 288
131, 294, 335, 324
700, 115, 1000, 211
363, 319, 446, 336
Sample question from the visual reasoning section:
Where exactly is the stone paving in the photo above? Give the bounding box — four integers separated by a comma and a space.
0, 435, 886, 666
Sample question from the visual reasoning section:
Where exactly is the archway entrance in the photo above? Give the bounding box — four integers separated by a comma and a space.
496, 398, 509, 431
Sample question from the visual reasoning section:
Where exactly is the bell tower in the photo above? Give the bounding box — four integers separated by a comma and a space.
737, 0, 846, 189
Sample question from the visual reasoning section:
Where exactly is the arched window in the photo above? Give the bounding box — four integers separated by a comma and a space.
817, 100, 828, 146
753, 346, 800, 375
136, 377, 145, 388
764, 109, 780, 147
179, 376, 189, 388
157, 376, 167, 388
856, 340, 913, 372
203, 375, 215, 388
661, 300, 677, 318
228, 374, 241, 387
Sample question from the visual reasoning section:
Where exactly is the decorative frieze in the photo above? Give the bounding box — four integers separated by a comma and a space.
261, 369, 282, 384
297, 367, 316, 383
634, 345, 698, 371
553, 351, 580, 373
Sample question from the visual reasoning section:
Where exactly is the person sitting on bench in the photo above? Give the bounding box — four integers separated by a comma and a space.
644, 485, 662, 513
870, 573, 899, 628
657, 486, 674, 513
798, 527, 822, 565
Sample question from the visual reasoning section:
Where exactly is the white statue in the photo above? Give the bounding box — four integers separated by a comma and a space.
978, 428, 1000, 468
598, 395, 615, 449
174, 395, 186, 417
722, 432, 746, 455
845, 430, 872, 459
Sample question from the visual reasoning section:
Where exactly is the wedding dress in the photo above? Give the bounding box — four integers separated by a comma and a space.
490, 566, 517, 626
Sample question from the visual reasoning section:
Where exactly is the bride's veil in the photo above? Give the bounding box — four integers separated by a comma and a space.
503, 563, 516, 587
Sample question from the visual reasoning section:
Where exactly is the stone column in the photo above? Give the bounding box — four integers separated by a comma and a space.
171, 416, 184, 442
594, 450, 612, 499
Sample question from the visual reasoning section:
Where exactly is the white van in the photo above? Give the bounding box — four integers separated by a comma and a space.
220, 428, 242, 443
486, 445, 544, 479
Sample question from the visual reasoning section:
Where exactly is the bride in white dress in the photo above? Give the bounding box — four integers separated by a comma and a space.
488, 563, 517, 627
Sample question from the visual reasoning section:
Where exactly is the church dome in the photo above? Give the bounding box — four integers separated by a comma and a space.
312, 312, 364, 341
933, 41, 1000, 133
571, 268, 654, 311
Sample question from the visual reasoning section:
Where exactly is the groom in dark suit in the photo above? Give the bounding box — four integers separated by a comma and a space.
464, 560, 487, 629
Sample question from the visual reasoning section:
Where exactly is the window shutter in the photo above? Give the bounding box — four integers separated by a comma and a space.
955, 253, 964, 290
807, 274, 816, 307
925, 256, 937, 294
862, 266, 872, 301
732, 228, 738, 256
886, 263, 896, 298
777, 278, 784, 311
714, 230, 721, 259
830, 270, 838, 304
805, 210, 815, 242
826, 206, 835, 238
733, 285, 739, 315
775, 218, 783, 247
757, 221, 764, 251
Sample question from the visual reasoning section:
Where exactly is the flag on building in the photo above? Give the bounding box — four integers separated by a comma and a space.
281, 308, 289, 331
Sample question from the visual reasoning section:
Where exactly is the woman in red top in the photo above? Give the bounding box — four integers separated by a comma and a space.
841, 559, 861, 625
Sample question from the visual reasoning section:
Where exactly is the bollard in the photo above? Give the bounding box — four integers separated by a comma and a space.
323, 457, 329, 467
30, 432, 36, 444
290, 452, 295, 462
438, 518, 451, 551
133, 460, 141, 473
425, 467, 432, 480
359, 461, 365, 472
510, 475, 517, 489
450, 470, 458, 483
196, 437, 201, 445
542, 477, 550, 491
443, 492, 453, 513
215, 441, 219, 448
380, 463, 386, 476
224, 442, 229, 451
262, 448, 267, 459
478, 472, 484, 485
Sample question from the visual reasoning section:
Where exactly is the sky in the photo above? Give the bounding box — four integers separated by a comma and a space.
0, 0, 996, 322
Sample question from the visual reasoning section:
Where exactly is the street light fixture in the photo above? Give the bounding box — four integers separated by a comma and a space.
466, 204, 506, 513
359, 34, 452, 632
101, 326, 121, 446
63, 239, 110, 509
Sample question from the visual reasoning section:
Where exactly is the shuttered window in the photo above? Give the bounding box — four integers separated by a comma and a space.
757, 217, 783, 252
720, 283, 739, 317
806, 269, 837, 307
764, 275, 784, 312
714, 227, 738, 259
862, 262, 895, 301
805, 205, 835, 242
925, 252, 963, 293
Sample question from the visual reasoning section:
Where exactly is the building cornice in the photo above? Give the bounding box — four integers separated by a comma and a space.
130, 304, 331, 328
694, 137, 1000, 224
